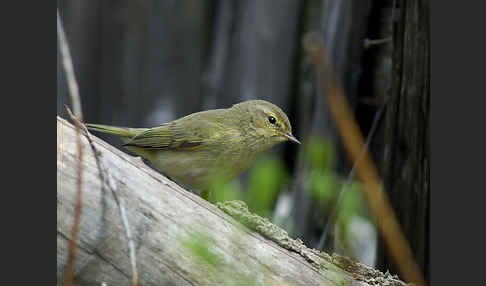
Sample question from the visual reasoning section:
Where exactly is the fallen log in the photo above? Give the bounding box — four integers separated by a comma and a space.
57, 116, 407, 286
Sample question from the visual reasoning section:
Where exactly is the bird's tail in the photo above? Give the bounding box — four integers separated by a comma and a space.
86, 123, 146, 142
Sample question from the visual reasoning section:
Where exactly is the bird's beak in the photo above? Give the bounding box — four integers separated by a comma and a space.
283, 133, 301, 144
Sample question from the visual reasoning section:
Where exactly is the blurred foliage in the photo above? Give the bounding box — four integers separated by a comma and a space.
306, 136, 339, 208
209, 154, 288, 219
244, 156, 288, 217
309, 171, 337, 208
304, 136, 376, 263
334, 182, 377, 266
304, 136, 372, 220
306, 136, 335, 172
210, 178, 242, 203
337, 182, 369, 226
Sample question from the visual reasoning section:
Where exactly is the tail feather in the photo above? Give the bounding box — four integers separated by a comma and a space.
86, 123, 146, 141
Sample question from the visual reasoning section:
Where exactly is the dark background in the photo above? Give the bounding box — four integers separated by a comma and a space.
57, 0, 430, 283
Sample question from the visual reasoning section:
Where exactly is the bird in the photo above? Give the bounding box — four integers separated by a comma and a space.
86, 99, 300, 197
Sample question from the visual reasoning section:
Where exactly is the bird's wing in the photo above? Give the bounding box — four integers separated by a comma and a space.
123, 110, 225, 151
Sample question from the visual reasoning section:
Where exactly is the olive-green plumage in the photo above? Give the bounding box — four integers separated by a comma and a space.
86, 100, 299, 191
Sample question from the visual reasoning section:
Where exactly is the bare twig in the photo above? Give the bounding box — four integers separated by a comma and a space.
57, 11, 82, 121
66, 108, 139, 286
363, 37, 392, 49
58, 10, 84, 286
317, 102, 386, 250
303, 31, 426, 286
363, 0, 395, 50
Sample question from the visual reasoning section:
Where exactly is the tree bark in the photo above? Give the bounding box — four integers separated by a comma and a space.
57, 116, 408, 286
379, 0, 430, 283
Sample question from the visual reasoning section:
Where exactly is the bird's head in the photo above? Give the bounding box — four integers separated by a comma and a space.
232, 100, 300, 149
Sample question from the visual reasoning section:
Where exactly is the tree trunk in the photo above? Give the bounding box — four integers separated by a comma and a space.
57, 117, 408, 286
379, 0, 430, 283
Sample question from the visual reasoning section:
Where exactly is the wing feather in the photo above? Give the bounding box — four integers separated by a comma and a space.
123, 110, 226, 151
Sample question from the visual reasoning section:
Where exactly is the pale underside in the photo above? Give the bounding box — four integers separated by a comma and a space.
136, 146, 258, 191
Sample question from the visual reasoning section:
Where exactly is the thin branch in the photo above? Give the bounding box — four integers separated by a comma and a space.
58, 10, 84, 286
303, 31, 426, 286
317, 102, 386, 250
362, 0, 396, 50
363, 37, 392, 49
57, 11, 82, 121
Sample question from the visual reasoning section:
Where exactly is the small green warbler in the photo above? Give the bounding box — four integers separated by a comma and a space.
86, 100, 300, 193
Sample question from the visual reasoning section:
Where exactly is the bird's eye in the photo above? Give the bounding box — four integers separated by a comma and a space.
268, 116, 276, 124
